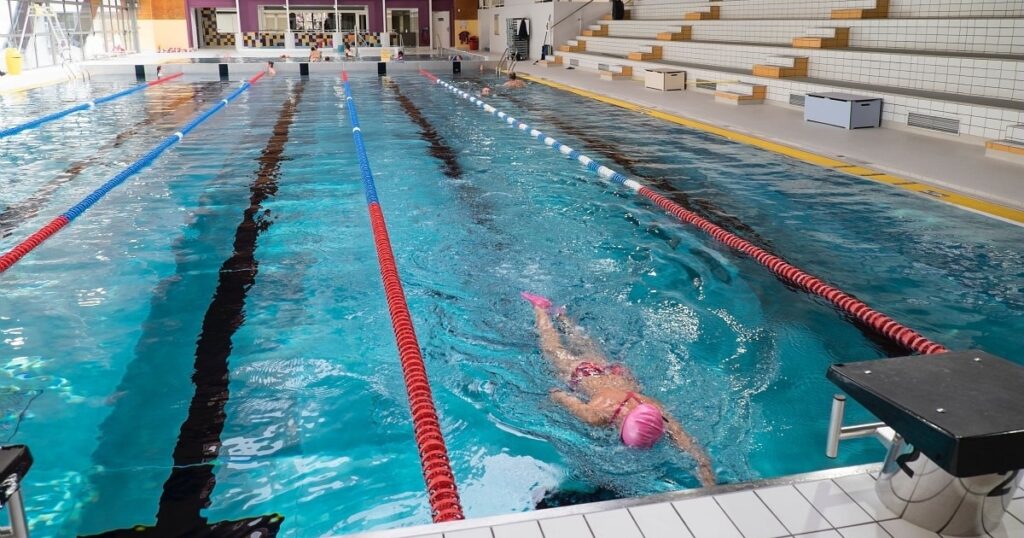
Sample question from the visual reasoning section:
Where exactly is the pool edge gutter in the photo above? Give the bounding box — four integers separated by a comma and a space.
342, 463, 882, 538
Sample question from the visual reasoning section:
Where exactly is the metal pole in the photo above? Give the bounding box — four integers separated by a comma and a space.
8, 488, 29, 538
427, 0, 433, 51
826, 394, 845, 458
381, 0, 387, 41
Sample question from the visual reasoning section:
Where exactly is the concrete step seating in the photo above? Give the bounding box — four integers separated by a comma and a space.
658, 28, 693, 41
598, 64, 634, 81
597, 18, 1021, 56
714, 82, 768, 104
627, 0, 1023, 21
684, 6, 720, 20
832, 0, 888, 19
792, 27, 850, 49
752, 55, 809, 77
537, 56, 562, 67
601, 10, 631, 21
986, 124, 1024, 164
627, 45, 663, 61
582, 25, 608, 37
558, 39, 586, 53
568, 36, 1021, 101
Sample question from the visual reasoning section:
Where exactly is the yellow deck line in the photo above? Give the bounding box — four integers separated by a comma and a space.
518, 72, 1024, 224
0, 74, 72, 95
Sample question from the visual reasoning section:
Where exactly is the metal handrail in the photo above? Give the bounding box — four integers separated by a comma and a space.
550, 0, 594, 31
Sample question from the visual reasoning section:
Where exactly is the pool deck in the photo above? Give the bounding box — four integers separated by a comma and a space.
513, 64, 1024, 223
346, 464, 1024, 538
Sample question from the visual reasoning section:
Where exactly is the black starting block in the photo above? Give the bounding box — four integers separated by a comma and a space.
827, 350, 1024, 536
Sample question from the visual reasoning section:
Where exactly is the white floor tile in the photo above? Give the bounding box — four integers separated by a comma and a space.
756, 484, 833, 534
585, 509, 643, 538
879, 519, 939, 538
492, 521, 543, 538
415, 535, 443, 538
986, 513, 1024, 538
838, 523, 892, 538
1015, 485, 1023, 500
1008, 498, 1024, 523
715, 491, 789, 538
797, 531, 842, 538
797, 480, 874, 528
538, 515, 594, 538
673, 497, 743, 538
444, 528, 492, 538
833, 473, 899, 521
629, 502, 694, 538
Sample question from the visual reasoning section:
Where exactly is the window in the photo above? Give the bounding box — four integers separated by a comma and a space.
215, 10, 237, 33
493, 14, 500, 35
261, 6, 367, 33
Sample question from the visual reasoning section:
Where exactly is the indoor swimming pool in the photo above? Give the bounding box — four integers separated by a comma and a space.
1, 74, 1022, 536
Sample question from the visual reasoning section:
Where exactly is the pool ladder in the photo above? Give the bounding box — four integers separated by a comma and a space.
496, 47, 518, 77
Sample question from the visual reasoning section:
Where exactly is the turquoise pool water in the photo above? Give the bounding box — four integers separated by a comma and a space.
1, 75, 1022, 536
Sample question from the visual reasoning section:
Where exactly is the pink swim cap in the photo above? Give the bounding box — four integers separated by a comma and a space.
620, 403, 665, 448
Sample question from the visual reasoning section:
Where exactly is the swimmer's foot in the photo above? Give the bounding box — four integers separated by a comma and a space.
520, 291, 566, 316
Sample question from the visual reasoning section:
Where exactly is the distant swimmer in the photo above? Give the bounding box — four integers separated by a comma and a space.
309, 46, 322, 62
503, 71, 527, 89
481, 85, 492, 97
267, 61, 276, 76
522, 291, 716, 486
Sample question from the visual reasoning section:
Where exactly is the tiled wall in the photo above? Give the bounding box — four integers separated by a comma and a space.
889, 0, 1024, 17
199, 7, 236, 47
605, 19, 1024, 56
578, 37, 1023, 101
295, 32, 335, 48
241, 32, 285, 48
559, 50, 1024, 140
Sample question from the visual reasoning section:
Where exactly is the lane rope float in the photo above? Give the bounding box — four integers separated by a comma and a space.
340, 70, 465, 523
0, 72, 184, 139
0, 72, 265, 275
419, 68, 947, 356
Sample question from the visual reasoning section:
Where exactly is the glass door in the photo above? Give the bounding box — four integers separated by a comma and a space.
385, 8, 417, 48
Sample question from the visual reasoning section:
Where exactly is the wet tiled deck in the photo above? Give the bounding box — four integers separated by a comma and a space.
348, 465, 1024, 538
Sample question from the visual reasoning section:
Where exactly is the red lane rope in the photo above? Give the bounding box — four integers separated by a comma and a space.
341, 70, 464, 522
637, 187, 948, 355
147, 72, 184, 86
421, 69, 947, 356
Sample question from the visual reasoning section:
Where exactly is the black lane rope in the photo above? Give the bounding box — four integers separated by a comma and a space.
86, 81, 306, 538
0, 82, 225, 239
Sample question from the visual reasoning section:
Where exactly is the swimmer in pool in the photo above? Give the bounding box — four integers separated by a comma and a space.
266, 60, 276, 76
481, 85, 492, 97
523, 291, 716, 486
503, 72, 527, 89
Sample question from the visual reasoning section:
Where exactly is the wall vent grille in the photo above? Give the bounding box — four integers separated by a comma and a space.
789, 94, 806, 107
908, 113, 959, 134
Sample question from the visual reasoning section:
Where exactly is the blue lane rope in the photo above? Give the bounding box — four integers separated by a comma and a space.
0, 73, 183, 140
0, 72, 266, 274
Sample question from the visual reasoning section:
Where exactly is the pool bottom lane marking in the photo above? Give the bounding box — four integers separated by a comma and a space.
84, 79, 298, 538
0, 72, 266, 275
420, 69, 947, 356
341, 70, 464, 523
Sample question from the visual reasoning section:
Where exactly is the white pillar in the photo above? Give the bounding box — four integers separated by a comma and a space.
382, 0, 387, 39
234, 0, 242, 51
428, 0, 433, 51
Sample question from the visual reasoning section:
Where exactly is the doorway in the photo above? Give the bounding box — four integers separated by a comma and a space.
386, 8, 418, 48
433, 11, 450, 50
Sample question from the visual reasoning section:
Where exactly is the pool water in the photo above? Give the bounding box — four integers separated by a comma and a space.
1, 74, 1022, 536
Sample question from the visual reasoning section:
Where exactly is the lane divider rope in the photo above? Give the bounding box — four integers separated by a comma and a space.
0, 72, 265, 275
0, 72, 184, 139
340, 70, 465, 522
419, 69, 947, 356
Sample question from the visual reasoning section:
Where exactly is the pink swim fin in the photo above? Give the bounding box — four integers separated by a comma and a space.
520, 291, 567, 315
520, 291, 552, 310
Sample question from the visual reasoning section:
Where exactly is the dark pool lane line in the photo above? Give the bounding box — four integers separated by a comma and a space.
86, 82, 307, 538
501, 92, 775, 251
387, 80, 506, 236
0, 82, 225, 239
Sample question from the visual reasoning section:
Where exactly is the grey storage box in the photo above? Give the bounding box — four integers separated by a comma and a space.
804, 92, 882, 129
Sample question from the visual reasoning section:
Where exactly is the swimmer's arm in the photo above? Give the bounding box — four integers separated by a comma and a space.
550, 390, 609, 426
664, 416, 716, 487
